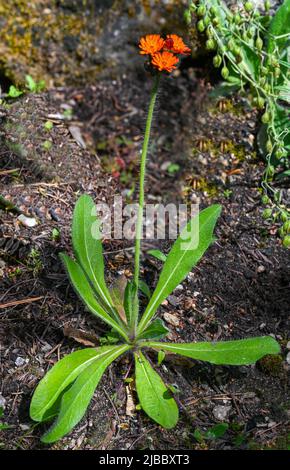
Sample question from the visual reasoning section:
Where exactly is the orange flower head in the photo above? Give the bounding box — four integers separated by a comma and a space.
165, 34, 191, 55
151, 51, 179, 73
139, 34, 165, 55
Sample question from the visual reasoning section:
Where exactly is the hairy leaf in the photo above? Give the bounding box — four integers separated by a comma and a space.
72, 194, 113, 311
41, 344, 130, 443
60, 253, 129, 341
30, 346, 118, 422
138, 205, 221, 334
134, 352, 178, 429
146, 336, 280, 365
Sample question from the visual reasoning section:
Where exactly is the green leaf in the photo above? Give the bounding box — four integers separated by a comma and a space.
157, 350, 166, 366
147, 249, 167, 262
146, 336, 280, 365
25, 74, 37, 92
134, 352, 178, 429
205, 423, 229, 440
276, 169, 290, 180
138, 205, 221, 335
8, 85, 23, 98
41, 344, 130, 443
139, 280, 151, 299
60, 253, 129, 342
30, 346, 116, 422
138, 318, 169, 341
239, 44, 260, 80
268, 0, 290, 55
109, 274, 128, 323
72, 195, 114, 312
124, 281, 136, 325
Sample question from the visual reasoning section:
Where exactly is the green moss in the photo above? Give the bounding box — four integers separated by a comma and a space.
257, 354, 284, 377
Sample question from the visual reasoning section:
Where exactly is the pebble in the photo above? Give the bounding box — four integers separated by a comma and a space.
17, 214, 38, 228
286, 352, 290, 365
174, 284, 184, 292
163, 312, 180, 327
19, 424, 30, 431
286, 341, 290, 350
257, 265, 266, 273
15, 357, 26, 367
167, 295, 179, 307
0, 394, 6, 409
212, 405, 232, 421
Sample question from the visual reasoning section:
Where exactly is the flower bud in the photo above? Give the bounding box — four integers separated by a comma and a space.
261, 111, 271, 124
261, 195, 270, 204
283, 221, 290, 234
210, 6, 218, 16
264, 0, 271, 11
197, 5, 206, 17
197, 19, 205, 32
256, 37, 263, 50
282, 235, 290, 248
280, 212, 288, 223
184, 9, 192, 25
274, 68, 281, 79
275, 148, 284, 159
206, 39, 216, 50
266, 140, 273, 153
227, 39, 235, 51
204, 15, 210, 27
267, 165, 275, 177
213, 54, 222, 68
234, 13, 242, 24
221, 66, 229, 79
257, 96, 265, 109
244, 2, 254, 12
212, 17, 220, 26
206, 27, 214, 38
262, 208, 272, 219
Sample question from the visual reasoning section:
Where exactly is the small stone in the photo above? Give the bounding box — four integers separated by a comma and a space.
286, 352, 290, 365
163, 312, 180, 327
15, 357, 25, 367
0, 394, 6, 409
17, 214, 38, 227
257, 265, 265, 273
259, 323, 266, 330
167, 295, 179, 307
174, 284, 184, 291
286, 341, 290, 350
19, 424, 30, 431
213, 405, 232, 421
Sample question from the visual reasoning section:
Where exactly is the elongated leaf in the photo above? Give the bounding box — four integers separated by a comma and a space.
134, 352, 178, 429
60, 253, 129, 342
30, 347, 114, 422
138, 319, 169, 341
72, 194, 113, 310
41, 344, 130, 443
268, 0, 290, 55
147, 249, 167, 262
146, 336, 280, 366
138, 205, 221, 334
139, 280, 151, 299
124, 281, 136, 325
109, 274, 127, 323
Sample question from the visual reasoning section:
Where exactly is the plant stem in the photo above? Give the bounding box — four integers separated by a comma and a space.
131, 73, 160, 336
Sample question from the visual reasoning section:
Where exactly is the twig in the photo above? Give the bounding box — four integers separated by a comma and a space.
0, 296, 44, 309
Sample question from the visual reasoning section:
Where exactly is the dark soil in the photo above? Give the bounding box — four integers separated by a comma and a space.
0, 62, 289, 450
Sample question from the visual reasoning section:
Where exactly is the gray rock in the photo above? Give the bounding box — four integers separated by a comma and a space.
15, 357, 26, 367
213, 405, 232, 421
0, 394, 6, 409
286, 352, 290, 365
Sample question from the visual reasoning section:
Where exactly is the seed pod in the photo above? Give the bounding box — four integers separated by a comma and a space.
233, 46, 241, 57
197, 5, 206, 17
267, 165, 275, 177
260, 77, 266, 86
261, 66, 268, 76
206, 39, 216, 50
257, 97, 265, 109
206, 27, 214, 38
227, 39, 235, 51
256, 37, 263, 50
264, 0, 271, 12
197, 19, 205, 32
283, 221, 290, 234
282, 235, 290, 248
261, 111, 271, 124
210, 6, 218, 16
280, 212, 288, 223
274, 68, 281, 79
212, 17, 220, 26
261, 195, 270, 204
204, 15, 210, 27
184, 9, 192, 25
262, 208, 272, 219
213, 54, 222, 68
275, 148, 284, 159
221, 66, 229, 79
266, 140, 273, 153
244, 2, 254, 12
234, 13, 242, 24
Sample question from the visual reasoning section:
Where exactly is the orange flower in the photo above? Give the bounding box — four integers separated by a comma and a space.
151, 51, 179, 73
165, 34, 191, 55
139, 34, 165, 55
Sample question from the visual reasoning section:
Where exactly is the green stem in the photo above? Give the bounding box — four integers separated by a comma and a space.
131, 73, 160, 336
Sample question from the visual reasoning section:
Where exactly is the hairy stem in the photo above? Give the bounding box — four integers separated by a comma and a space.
131, 73, 160, 337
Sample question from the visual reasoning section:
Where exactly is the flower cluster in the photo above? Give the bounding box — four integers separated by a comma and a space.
139, 34, 191, 73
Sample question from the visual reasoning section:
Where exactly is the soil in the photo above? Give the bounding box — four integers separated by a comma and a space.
0, 13, 289, 451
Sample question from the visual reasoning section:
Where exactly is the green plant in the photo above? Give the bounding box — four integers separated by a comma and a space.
25, 74, 46, 93
7, 85, 23, 98
187, 0, 290, 244
30, 34, 280, 443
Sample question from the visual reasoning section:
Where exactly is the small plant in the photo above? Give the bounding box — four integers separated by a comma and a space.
187, 0, 290, 244
30, 34, 280, 443
44, 121, 53, 132
25, 75, 46, 93
7, 85, 23, 99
